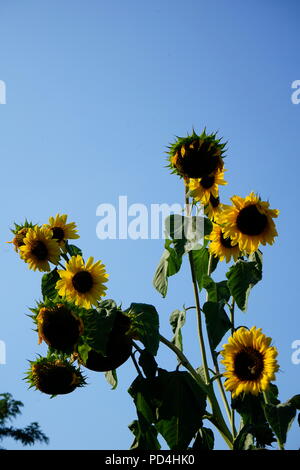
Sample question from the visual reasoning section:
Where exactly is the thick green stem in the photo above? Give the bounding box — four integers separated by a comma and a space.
159, 334, 233, 448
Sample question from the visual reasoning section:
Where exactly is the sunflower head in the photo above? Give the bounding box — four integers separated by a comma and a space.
36, 302, 84, 353
56, 255, 109, 309
26, 357, 86, 396
219, 192, 279, 254
44, 214, 79, 247
221, 327, 279, 398
167, 129, 226, 179
8, 221, 35, 252
189, 169, 227, 205
207, 223, 240, 263
19, 226, 61, 272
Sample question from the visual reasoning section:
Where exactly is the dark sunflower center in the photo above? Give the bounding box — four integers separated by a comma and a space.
234, 347, 264, 381
52, 227, 65, 242
72, 271, 93, 293
236, 204, 268, 236
31, 241, 48, 260
200, 175, 215, 189
210, 195, 220, 208
220, 233, 234, 249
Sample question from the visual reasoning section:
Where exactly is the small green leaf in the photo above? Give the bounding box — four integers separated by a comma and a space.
77, 343, 92, 364
126, 303, 160, 356
65, 243, 83, 257
129, 420, 161, 450
202, 301, 232, 350
193, 427, 214, 450
41, 269, 60, 300
264, 402, 296, 446
226, 259, 262, 311
202, 275, 230, 303
190, 247, 218, 292
169, 308, 186, 352
104, 369, 118, 390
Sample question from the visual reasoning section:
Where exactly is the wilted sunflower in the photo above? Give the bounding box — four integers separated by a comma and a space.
36, 303, 84, 353
56, 255, 108, 308
27, 357, 86, 396
208, 224, 240, 263
44, 214, 79, 246
168, 129, 226, 179
219, 192, 279, 254
189, 169, 227, 205
221, 327, 279, 398
19, 226, 60, 272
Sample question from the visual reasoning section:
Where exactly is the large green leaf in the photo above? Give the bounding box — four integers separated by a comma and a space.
41, 269, 60, 300
226, 259, 262, 311
202, 275, 230, 303
138, 350, 158, 379
202, 301, 232, 350
169, 308, 186, 352
190, 247, 218, 292
193, 427, 215, 450
152, 240, 182, 298
81, 305, 118, 355
125, 303, 160, 356
264, 401, 297, 446
154, 370, 207, 450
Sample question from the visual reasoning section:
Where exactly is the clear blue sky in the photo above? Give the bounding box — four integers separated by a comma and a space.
1, 0, 299, 450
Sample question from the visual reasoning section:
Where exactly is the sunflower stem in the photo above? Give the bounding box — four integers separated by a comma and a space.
206, 253, 236, 438
229, 298, 236, 437
159, 334, 233, 449
185, 186, 210, 386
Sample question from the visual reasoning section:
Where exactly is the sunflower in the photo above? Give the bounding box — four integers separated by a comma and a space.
7, 221, 35, 252
203, 195, 230, 223
44, 214, 79, 246
218, 192, 279, 254
207, 224, 240, 263
26, 357, 86, 396
220, 327, 279, 398
56, 255, 108, 308
36, 303, 84, 352
189, 169, 227, 205
19, 226, 60, 272
168, 129, 226, 179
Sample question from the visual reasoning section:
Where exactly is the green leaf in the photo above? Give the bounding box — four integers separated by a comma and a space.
104, 370, 118, 390
138, 350, 158, 379
128, 376, 157, 425
154, 370, 207, 450
202, 276, 230, 303
169, 309, 186, 352
193, 427, 214, 450
264, 402, 297, 446
82, 306, 118, 355
126, 303, 160, 356
233, 424, 255, 450
129, 420, 161, 450
232, 393, 276, 448
77, 343, 92, 364
165, 214, 204, 253
287, 394, 300, 410
226, 259, 262, 311
190, 247, 218, 292
152, 241, 182, 298
41, 269, 60, 300
65, 243, 83, 257
202, 301, 232, 350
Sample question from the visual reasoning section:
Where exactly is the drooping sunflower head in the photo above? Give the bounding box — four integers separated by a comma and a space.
19, 226, 61, 272
168, 129, 226, 179
207, 224, 240, 263
44, 214, 79, 247
189, 169, 227, 205
7, 221, 35, 252
26, 357, 86, 396
36, 302, 84, 353
218, 192, 279, 254
56, 255, 108, 309
221, 327, 279, 398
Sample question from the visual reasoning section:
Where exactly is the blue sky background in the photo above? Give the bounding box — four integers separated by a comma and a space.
1, 0, 299, 450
